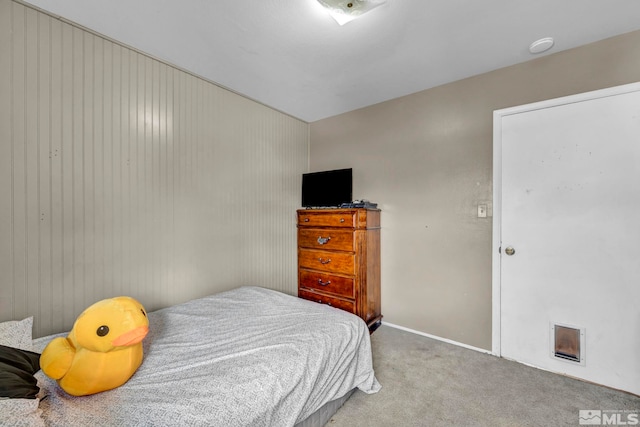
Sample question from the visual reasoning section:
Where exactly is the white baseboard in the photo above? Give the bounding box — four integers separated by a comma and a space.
381, 321, 496, 356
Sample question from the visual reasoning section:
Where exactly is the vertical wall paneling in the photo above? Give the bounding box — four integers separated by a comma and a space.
0, 0, 309, 337
0, 0, 12, 318
60, 22, 74, 329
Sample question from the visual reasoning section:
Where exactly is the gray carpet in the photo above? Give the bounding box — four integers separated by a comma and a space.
327, 325, 639, 426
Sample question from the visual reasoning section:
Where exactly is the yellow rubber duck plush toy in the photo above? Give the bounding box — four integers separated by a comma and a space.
40, 296, 150, 396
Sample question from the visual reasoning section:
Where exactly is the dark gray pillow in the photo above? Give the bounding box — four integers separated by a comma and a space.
0, 344, 41, 399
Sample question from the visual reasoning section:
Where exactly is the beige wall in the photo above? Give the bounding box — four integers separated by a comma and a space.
310, 30, 640, 350
0, 0, 309, 338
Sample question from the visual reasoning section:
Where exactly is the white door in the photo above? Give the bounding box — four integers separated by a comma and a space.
492, 83, 640, 395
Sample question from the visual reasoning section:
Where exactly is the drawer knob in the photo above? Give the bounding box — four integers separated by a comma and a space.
318, 257, 332, 265
317, 279, 331, 286
340, 218, 345, 223
304, 218, 310, 222
317, 236, 331, 245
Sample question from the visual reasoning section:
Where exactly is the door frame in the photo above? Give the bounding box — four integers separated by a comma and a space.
491, 82, 640, 357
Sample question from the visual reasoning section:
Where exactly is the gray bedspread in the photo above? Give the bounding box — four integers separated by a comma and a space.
32, 286, 380, 426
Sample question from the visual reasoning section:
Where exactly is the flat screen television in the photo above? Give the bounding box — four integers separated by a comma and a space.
301, 168, 352, 208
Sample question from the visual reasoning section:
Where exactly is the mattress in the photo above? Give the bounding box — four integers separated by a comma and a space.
32, 286, 380, 426
294, 389, 355, 427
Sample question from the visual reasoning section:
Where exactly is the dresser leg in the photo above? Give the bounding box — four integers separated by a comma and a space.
367, 317, 382, 334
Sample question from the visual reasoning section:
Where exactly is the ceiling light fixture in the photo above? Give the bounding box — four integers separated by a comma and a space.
529, 37, 555, 54
316, 0, 387, 25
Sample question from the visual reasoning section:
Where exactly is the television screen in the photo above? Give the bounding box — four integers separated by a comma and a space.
302, 168, 352, 208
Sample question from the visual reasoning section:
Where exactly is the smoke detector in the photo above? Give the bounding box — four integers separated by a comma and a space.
529, 37, 555, 54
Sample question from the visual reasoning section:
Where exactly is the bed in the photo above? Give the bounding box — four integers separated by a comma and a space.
1, 286, 380, 426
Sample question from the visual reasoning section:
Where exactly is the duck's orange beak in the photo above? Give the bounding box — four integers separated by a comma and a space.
112, 326, 149, 347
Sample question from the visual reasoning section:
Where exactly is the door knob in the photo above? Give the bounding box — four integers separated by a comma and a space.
505, 246, 516, 256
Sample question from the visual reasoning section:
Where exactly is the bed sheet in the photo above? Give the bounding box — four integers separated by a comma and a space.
32, 286, 380, 426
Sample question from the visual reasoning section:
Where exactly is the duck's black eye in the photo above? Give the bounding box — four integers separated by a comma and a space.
96, 325, 109, 337
140, 308, 146, 317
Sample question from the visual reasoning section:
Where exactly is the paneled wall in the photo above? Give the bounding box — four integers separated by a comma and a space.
0, 0, 309, 337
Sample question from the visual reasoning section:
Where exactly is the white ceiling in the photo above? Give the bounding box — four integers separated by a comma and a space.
23, 0, 640, 122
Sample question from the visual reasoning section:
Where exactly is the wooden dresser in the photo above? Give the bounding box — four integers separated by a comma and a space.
297, 208, 382, 332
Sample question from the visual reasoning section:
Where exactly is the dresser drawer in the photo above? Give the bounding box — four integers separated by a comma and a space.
299, 270, 354, 299
299, 249, 354, 275
299, 289, 356, 314
298, 228, 354, 251
298, 211, 356, 228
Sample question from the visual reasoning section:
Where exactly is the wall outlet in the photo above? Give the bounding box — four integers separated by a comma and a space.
477, 204, 487, 218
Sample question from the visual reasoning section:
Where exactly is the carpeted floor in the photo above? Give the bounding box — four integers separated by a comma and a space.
327, 325, 640, 426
